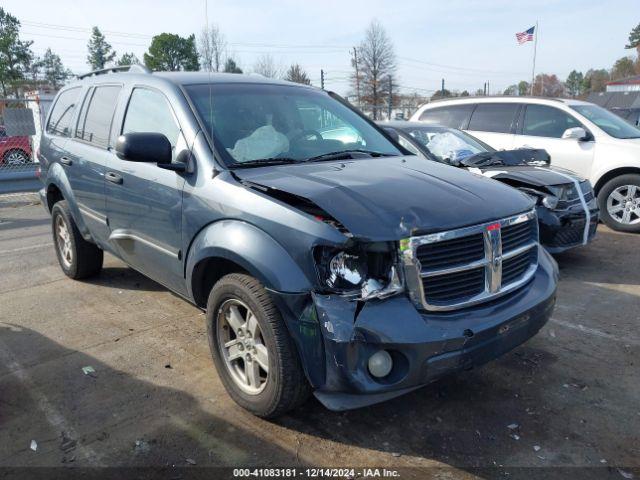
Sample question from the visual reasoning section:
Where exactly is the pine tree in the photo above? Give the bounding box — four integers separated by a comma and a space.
87, 27, 116, 70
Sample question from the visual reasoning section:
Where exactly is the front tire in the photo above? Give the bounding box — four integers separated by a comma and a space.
51, 201, 103, 279
206, 273, 310, 418
598, 174, 640, 233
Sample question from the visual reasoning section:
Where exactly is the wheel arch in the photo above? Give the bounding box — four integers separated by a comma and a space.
594, 167, 640, 195
185, 220, 313, 308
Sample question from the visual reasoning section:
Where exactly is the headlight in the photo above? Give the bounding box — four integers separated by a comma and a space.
327, 251, 366, 290
542, 195, 559, 209
315, 244, 404, 300
546, 184, 574, 201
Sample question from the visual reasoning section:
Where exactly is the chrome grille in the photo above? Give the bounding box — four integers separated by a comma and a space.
401, 210, 539, 311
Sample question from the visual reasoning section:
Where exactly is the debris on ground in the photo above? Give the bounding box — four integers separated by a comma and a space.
391, 452, 401, 457
60, 432, 76, 452
618, 469, 634, 479
507, 423, 519, 430
533, 445, 541, 452
134, 439, 150, 455
165, 364, 172, 369
30, 440, 37, 451
186, 458, 197, 465
82, 366, 96, 377
511, 434, 520, 441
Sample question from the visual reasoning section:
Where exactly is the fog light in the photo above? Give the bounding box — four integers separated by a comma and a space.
368, 350, 393, 378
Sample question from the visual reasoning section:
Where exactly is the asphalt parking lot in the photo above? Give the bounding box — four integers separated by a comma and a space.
0, 199, 638, 479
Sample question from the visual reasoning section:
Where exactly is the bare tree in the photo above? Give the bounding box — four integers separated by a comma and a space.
198, 24, 226, 72
351, 20, 397, 120
253, 54, 281, 78
284, 64, 310, 85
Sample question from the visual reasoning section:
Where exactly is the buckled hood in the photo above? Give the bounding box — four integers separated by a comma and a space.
474, 165, 584, 188
234, 155, 534, 241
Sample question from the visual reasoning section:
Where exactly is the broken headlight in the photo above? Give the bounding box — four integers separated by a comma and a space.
314, 243, 404, 300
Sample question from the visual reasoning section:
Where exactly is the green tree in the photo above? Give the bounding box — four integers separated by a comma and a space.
116, 52, 140, 66
611, 56, 636, 80
223, 57, 242, 73
565, 70, 584, 97
42, 48, 71, 89
144, 33, 199, 71
503, 84, 518, 96
625, 22, 640, 54
518, 80, 530, 96
87, 26, 116, 70
460, 90, 470, 97
582, 68, 610, 93
430, 89, 451, 100
284, 63, 310, 85
474, 88, 485, 96
0, 7, 34, 96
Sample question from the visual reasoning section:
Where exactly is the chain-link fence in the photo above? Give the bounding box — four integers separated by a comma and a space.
0, 97, 52, 207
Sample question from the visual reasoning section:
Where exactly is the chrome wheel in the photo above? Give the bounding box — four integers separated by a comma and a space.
4, 150, 28, 165
55, 215, 73, 268
607, 185, 640, 225
216, 298, 269, 395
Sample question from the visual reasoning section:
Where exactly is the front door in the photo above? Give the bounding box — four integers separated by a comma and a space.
105, 87, 187, 295
511, 104, 595, 178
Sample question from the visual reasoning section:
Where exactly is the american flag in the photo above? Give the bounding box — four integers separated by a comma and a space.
516, 26, 535, 45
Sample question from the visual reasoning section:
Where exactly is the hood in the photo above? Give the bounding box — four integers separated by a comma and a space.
234, 155, 534, 241
475, 165, 583, 188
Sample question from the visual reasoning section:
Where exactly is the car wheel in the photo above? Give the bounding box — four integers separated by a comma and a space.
598, 174, 640, 233
206, 273, 310, 418
3, 149, 30, 165
51, 200, 104, 279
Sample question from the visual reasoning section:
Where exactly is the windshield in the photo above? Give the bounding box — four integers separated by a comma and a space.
403, 126, 493, 163
185, 83, 402, 166
571, 104, 640, 139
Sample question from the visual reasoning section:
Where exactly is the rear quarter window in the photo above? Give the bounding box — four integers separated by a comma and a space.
419, 104, 474, 129
467, 103, 519, 133
46, 87, 81, 137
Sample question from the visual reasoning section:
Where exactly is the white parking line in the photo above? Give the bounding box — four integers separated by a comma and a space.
550, 317, 639, 347
0, 243, 52, 255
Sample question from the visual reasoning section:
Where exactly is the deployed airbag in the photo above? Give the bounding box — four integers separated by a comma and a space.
228, 125, 290, 162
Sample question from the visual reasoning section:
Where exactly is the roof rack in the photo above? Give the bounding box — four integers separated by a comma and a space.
428, 95, 566, 104
77, 64, 150, 80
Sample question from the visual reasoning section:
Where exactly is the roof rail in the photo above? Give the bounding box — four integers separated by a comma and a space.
77, 64, 150, 80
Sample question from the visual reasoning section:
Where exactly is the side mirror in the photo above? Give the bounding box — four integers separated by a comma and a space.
561, 127, 588, 141
115, 132, 181, 170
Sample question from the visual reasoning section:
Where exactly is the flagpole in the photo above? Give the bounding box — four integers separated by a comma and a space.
530, 20, 538, 95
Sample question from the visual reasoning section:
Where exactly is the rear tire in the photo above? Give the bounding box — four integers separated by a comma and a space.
597, 174, 640, 233
51, 200, 103, 279
206, 273, 310, 418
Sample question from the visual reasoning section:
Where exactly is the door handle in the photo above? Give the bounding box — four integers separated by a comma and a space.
105, 171, 123, 184
60, 156, 72, 166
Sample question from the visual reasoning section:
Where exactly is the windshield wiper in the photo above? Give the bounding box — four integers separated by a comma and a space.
304, 149, 395, 163
230, 158, 300, 168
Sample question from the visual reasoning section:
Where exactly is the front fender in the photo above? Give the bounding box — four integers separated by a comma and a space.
185, 220, 313, 299
45, 164, 91, 239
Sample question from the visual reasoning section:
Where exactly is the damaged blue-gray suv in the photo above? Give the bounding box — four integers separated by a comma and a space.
38, 66, 558, 417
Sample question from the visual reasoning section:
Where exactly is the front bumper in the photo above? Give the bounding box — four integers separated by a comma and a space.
538, 204, 599, 254
272, 246, 558, 411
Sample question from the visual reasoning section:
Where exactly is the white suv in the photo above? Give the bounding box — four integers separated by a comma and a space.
411, 97, 640, 232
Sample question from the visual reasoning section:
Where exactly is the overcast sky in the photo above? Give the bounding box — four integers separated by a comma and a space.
4, 0, 638, 96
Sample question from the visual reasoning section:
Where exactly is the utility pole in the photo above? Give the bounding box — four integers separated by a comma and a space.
353, 47, 360, 108
388, 76, 393, 120
487, 81, 490, 96
320, 69, 325, 90
483, 82, 487, 96
441, 78, 445, 97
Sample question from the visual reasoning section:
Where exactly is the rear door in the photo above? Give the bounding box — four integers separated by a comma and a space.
465, 103, 519, 149
65, 84, 123, 246
416, 104, 475, 129
104, 86, 188, 295
512, 104, 595, 178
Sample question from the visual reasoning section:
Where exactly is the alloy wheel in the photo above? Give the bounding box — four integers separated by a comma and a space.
55, 215, 73, 268
216, 298, 269, 395
4, 151, 28, 165
607, 185, 640, 225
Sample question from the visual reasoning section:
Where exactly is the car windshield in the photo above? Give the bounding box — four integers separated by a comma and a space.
403, 126, 493, 163
185, 83, 402, 166
571, 104, 640, 139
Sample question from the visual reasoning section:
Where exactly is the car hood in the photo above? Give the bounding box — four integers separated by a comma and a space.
472, 165, 584, 188
234, 155, 534, 241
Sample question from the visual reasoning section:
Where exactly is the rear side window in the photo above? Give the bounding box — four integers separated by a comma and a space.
75, 85, 122, 148
46, 88, 81, 137
468, 103, 518, 133
419, 104, 474, 128
122, 88, 180, 147
522, 104, 580, 138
